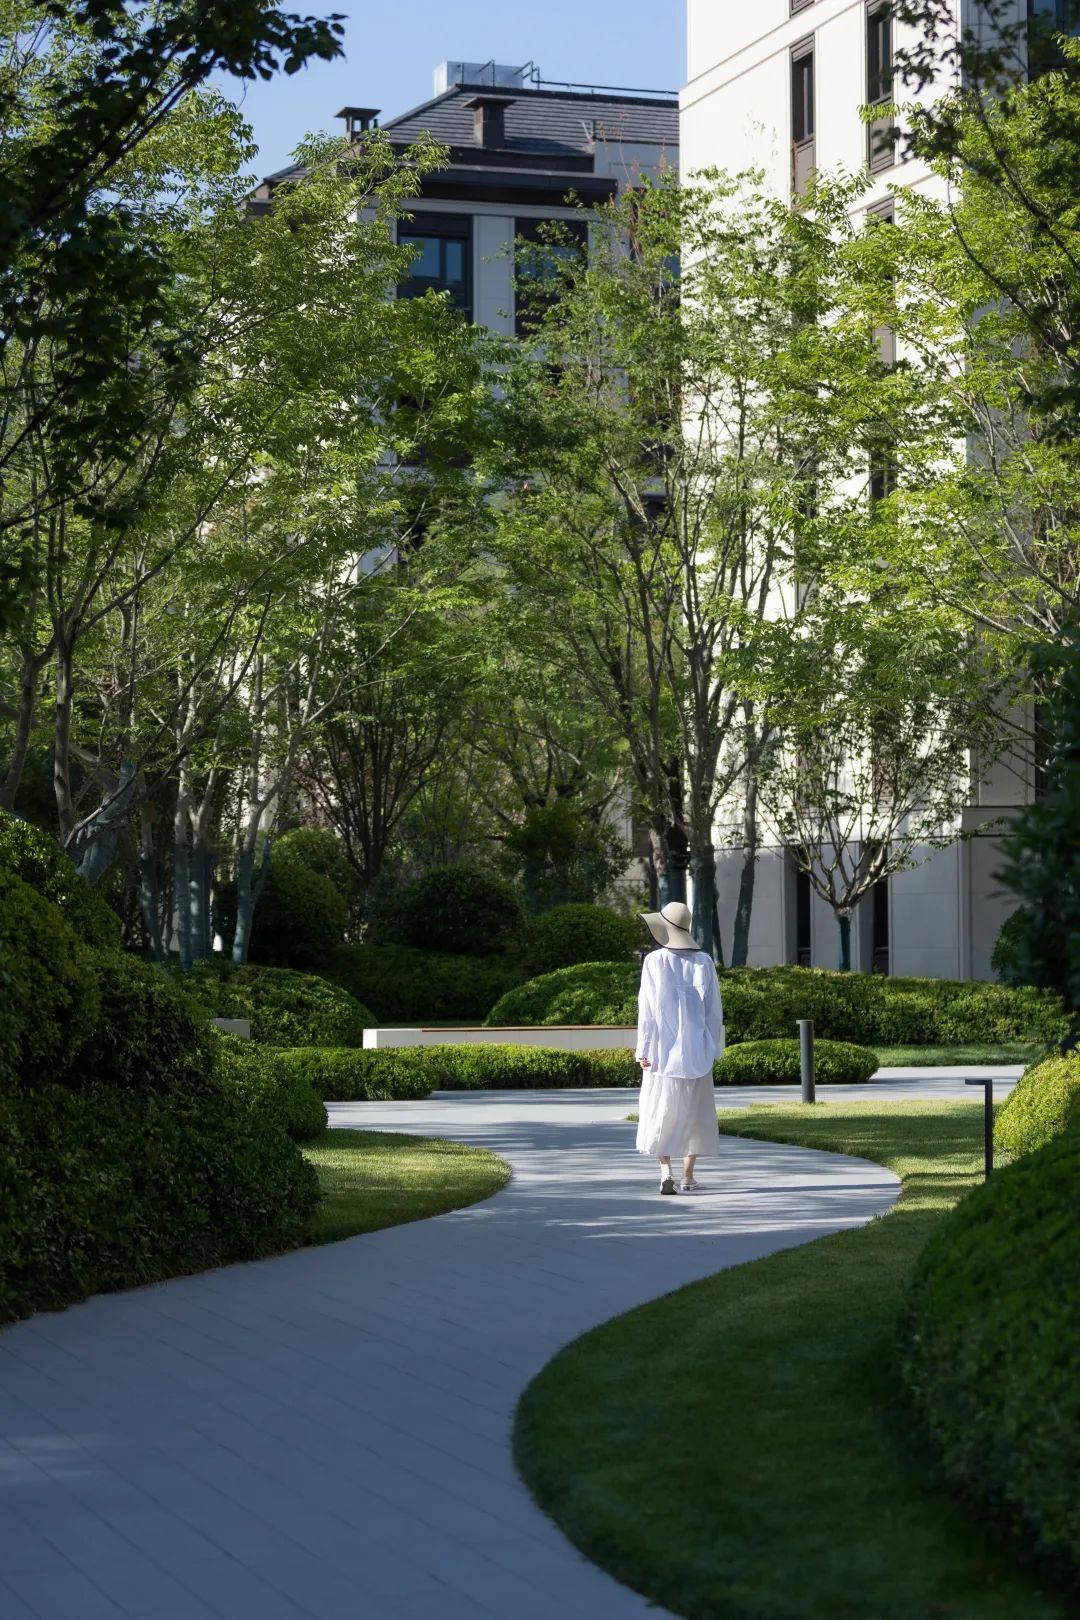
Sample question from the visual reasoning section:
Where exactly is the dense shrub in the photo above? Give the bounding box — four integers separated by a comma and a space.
715, 1038, 878, 1085
327, 942, 519, 1022
272, 1045, 437, 1101
0, 810, 120, 948
389, 863, 526, 957
75, 953, 215, 1096
274, 827, 354, 901
486, 962, 638, 1028
0, 869, 100, 1087
487, 961, 1068, 1045
179, 961, 373, 1047
993, 1051, 1080, 1161
292, 1042, 641, 1099
990, 906, 1037, 986
0, 1080, 320, 1325
901, 1123, 1080, 1588
249, 857, 348, 969
214, 1037, 328, 1141
524, 904, 640, 975
501, 799, 630, 914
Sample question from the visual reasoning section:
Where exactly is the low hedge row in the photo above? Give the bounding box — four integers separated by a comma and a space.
214, 1037, 328, 1141
0, 1081, 320, 1326
993, 1050, 1080, 1161
485, 961, 1067, 1046
326, 942, 520, 1023
299, 1038, 879, 1100
715, 1038, 878, 1085
179, 961, 373, 1047
901, 1120, 1080, 1589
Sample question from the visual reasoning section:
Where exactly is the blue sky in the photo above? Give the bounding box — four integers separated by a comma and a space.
219, 0, 687, 178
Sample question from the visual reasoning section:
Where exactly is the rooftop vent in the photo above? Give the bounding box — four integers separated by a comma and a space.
465, 93, 514, 149
336, 106, 380, 139
434, 60, 532, 94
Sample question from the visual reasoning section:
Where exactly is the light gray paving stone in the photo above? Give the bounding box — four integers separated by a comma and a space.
0, 1078, 995, 1620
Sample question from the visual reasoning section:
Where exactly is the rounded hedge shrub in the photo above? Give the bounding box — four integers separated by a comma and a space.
272, 1045, 437, 1101
0, 1081, 320, 1325
901, 1123, 1080, 1588
993, 1050, 1080, 1161
485, 961, 638, 1028
274, 827, 354, 902
715, 1038, 878, 1085
391, 863, 526, 957
487, 961, 1067, 1045
213, 1037, 328, 1141
0, 810, 120, 949
287, 1042, 641, 1099
327, 942, 519, 1023
179, 962, 373, 1047
249, 857, 348, 970
0, 870, 100, 1088
76, 953, 215, 1096
524, 904, 640, 976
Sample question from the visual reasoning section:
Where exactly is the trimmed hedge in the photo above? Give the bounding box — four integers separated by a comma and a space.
0, 810, 120, 949
524, 903, 640, 976
0, 869, 100, 1088
178, 961, 373, 1047
291, 1042, 641, 1099
0, 1081, 320, 1325
715, 1038, 878, 1085
272, 1045, 437, 1102
486, 961, 1068, 1046
327, 942, 519, 1023
76, 953, 215, 1096
214, 1037, 328, 1141
994, 1051, 1080, 1161
901, 1123, 1080, 1589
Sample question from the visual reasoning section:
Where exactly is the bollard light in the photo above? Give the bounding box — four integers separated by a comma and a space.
964, 1076, 994, 1181
798, 1018, 816, 1104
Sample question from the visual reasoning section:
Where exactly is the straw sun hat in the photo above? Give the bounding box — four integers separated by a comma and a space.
639, 900, 700, 951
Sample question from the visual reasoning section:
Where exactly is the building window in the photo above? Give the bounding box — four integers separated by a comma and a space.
795, 863, 812, 967
398, 213, 471, 317
871, 874, 890, 974
867, 199, 896, 366
867, 3, 895, 172
791, 41, 816, 197
1029, 0, 1080, 75
514, 217, 587, 336
790, 0, 815, 11
869, 439, 898, 505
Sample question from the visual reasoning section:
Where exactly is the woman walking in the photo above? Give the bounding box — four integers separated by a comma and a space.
635, 901, 724, 1196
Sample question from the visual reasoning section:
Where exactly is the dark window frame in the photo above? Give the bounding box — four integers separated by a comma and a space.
866, 3, 896, 173
513, 215, 588, 337
397, 211, 472, 318
867, 199, 897, 366
791, 38, 816, 197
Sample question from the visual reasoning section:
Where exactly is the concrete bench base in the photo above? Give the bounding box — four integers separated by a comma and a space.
363, 1025, 636, 1052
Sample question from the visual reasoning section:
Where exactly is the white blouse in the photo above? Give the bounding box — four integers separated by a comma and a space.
635, 947, 725, 1079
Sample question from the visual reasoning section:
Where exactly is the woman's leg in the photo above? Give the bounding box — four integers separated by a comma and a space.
683, 1153, 697, 1183
659, 1155, 672, 1180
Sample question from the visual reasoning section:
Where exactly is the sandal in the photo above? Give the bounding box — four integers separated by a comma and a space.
659, 1177, 677, 1196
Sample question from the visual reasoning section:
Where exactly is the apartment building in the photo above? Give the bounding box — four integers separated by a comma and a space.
680, 3, 1042, 980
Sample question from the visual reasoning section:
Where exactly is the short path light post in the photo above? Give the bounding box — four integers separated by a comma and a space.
965, 1076, 995, 1181
798, 1018, 816, 1104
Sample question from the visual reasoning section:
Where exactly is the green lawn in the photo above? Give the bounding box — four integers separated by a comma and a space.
302, 1129, 510, 1244
872, 1040, 1045, 1068
514, 1101, 1071, 1620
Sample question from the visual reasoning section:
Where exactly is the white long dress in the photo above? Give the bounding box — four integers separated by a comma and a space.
634, 947, 724, 1158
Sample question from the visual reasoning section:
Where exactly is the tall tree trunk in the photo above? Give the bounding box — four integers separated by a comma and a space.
731, 777, 759, 967
137, 795, 165, 962
649, 816, 671, 907
232, 839, 270, 966
690, 843, 723, 966
173, 767, 192, 972
53, 635, 76, 846
0, 648, 45, 810
837, 908, 852, 972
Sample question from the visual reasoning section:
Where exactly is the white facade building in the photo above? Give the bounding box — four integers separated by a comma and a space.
680, 2, 1036, 979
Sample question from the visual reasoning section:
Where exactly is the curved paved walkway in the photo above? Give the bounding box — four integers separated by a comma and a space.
0, 1086, 927, 1620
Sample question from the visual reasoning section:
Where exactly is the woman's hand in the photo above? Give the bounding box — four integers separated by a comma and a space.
639, 1059, 650, 1069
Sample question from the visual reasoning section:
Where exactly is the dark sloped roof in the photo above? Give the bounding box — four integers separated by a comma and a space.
382, 83, 678, 160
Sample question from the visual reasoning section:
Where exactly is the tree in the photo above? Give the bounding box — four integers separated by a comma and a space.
995, 621, 1080, 1027
0, 0, 344, 627
757, 602, 1004, 971
489, 172, 927, 962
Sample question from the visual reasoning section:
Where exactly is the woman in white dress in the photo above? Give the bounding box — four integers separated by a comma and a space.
635, 901, 723, 1196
